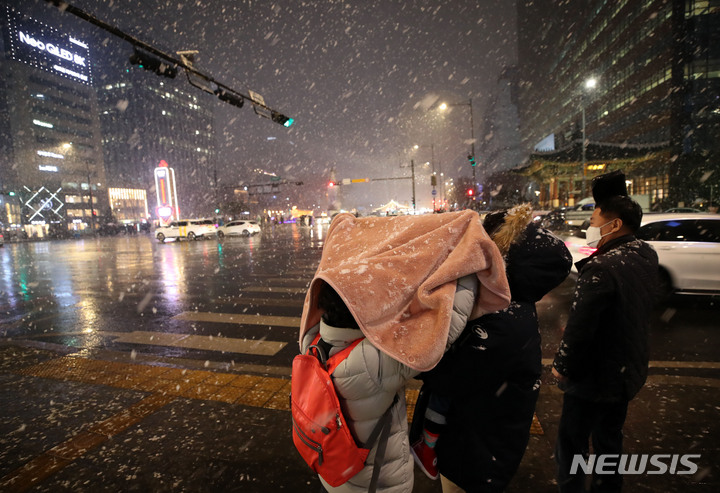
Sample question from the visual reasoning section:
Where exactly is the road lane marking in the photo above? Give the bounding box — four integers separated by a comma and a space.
646, 374, 720, 388
541, 358, 720, 370
647, 360, 720, 369
173, 311, 300, 327
108, 331, 287, 356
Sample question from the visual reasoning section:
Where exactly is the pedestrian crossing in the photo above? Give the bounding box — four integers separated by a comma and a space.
124, 274, 314, 358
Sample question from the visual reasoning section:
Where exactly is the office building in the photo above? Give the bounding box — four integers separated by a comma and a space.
98, 75, 216, 222
517, 0, 719, 209
0, 5, 107, 237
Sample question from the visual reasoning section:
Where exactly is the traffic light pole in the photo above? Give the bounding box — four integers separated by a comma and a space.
469, 98, 476, 201
411, 159, 416, 212
442, 98, 477, 201
44, 0, 292, 124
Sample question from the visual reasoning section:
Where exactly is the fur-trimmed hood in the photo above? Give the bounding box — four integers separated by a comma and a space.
489, 204, 534, 256
488, 204, 572, 303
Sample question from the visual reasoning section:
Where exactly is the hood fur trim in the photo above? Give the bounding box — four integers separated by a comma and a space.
490, 203, 533, 255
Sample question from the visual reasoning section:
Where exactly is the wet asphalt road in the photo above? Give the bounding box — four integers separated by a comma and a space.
1, 224, 717, 369
0, 223, 718, 492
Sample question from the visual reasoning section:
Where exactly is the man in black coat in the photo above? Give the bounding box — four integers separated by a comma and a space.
552, 192, 659, 493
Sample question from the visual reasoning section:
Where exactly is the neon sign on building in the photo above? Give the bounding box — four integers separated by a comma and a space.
154, 160, 179, 222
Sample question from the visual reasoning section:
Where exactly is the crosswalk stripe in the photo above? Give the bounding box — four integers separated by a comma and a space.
246, 278, 309, 284
214, 297, 305, 307
173, 311, 301, 327
108, 331, 286, 356
240, 286, 308, 295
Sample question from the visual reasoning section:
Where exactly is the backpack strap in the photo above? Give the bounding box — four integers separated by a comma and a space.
367, 393, 399, 493
308, 333, 364, 373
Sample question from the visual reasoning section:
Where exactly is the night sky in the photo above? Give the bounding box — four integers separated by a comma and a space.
8, 0, 518, 210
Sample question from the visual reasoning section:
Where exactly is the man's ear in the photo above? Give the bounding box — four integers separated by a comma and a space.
612, 217, 624, 233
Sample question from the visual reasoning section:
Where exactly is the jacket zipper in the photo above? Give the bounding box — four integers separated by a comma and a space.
293, 419, 324, 466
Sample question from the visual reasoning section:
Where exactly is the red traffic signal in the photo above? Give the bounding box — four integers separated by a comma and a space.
328, 181, 335, 187
466, 188, 474, 196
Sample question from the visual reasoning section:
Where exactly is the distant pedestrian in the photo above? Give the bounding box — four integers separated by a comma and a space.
412, 204, 572, 492
552, 171, 659, 493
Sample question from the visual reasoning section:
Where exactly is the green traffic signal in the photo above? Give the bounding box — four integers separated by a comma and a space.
271, 111, 294, 127
128, 49, 177, 78
215, 208, 220, 214
467, 154, 476, 166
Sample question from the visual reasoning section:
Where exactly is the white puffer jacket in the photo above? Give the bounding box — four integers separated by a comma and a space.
300, 275, 479, 493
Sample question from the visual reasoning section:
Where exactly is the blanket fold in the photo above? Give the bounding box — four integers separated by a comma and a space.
299, 210, 510, 371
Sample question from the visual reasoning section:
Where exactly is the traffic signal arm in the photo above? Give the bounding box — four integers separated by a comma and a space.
42, 0, 292, 126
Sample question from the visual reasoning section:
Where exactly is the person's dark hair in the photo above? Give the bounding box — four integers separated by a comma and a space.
596, 195, 643, 232
317, 282, 360, 329
483, 210, 508, 237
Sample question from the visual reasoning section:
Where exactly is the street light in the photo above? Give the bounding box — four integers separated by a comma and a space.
580, 77, 597, 199
413, 144, 438, 208
438, 98, 476, 201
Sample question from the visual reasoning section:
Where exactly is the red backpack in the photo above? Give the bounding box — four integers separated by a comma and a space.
291, 333, 396, 489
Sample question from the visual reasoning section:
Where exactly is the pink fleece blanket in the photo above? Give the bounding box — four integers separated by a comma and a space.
299, 210, 511, 371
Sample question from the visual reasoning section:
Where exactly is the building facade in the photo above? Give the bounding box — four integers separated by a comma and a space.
517, 0, 719, 209
0, 5, 107, 238
98, 76, 216, 222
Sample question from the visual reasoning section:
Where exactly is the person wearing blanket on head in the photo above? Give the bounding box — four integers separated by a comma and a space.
298, 210, 511, 493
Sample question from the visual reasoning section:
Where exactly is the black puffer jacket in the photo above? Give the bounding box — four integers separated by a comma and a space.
552, 235, 659, 401
423, 219, 572, 492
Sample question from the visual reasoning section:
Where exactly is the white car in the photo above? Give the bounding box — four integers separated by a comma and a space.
217, 220, 261, 238
564, 213, 720, 295
155, 219, 217, 242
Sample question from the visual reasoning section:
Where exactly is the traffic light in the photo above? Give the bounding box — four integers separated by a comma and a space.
215, 208, 220, 214
467, 154, 476, 167
466, 188, 474, 197
271, 111, 295, 127
328, 181, 335, 187
128, 49, 177, 78
8, 191, 15, 196
215, 88, 244, 108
